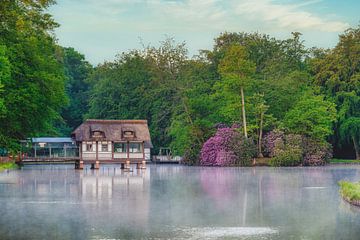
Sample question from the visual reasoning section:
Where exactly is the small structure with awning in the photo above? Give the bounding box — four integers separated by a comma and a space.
21, 137, 78, 159
71, 119, 152, 169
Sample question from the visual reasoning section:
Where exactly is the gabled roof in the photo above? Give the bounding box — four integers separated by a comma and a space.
71, 119, 153, 148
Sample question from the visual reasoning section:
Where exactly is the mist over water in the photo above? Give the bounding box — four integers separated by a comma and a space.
0, 164, 359, 239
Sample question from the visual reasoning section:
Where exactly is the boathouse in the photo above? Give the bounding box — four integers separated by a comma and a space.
71, 119, 152, 169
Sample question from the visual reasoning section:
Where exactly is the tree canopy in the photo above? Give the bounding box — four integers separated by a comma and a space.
0, 0, 359, 161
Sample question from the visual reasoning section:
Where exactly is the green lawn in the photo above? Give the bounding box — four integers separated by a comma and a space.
330, 159, 360, 164
0, 162, 18, 171
339, 181, 360, 202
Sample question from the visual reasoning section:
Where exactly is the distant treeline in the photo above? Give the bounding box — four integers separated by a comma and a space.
0, 1, 359, 162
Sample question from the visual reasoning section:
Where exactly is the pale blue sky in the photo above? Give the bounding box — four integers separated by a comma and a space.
50, 0, 360, 65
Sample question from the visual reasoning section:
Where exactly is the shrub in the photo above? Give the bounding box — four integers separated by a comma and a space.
263, 129, 332, 166
200, 127, 238, 166
230, 135, 256, 166
339, 181, 360, 202
182, 142, 202, 165
200, 127, 256, 166
302, 138, 332, 166
269, 148, 303, 167
268, 132, 303, 166
262, 129, 284, 157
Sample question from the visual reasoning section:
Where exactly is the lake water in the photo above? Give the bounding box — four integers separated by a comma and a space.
0, 164, 359, 239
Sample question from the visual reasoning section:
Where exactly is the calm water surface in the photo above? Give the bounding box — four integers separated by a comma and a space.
0, 164, 359, 240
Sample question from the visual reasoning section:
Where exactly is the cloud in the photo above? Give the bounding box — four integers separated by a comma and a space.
234, 0, 349, 32
50, 0, 352, 64
55, 0, 349, 32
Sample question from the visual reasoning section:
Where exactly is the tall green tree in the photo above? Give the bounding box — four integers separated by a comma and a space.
311, 26, 360, 158
217, 45, 256, 138
282, 92, 337, 141
0, 0, 67, 150
57, 47, 92, 135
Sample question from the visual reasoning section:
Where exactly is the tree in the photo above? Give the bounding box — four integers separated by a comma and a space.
340, 117, 360, 159
282, 92, 337, 141
57, 47, 93, 135
217, 45, 256, 138
311, 26, 360, 158
247, 93, 273, 157
0, 0, 67, 151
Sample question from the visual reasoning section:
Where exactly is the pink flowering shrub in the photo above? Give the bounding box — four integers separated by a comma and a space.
200, 128, 237, 166
262, 129, 285, 157
200, 127, 256, 166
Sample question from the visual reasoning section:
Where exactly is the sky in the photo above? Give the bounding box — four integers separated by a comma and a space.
49, 0, 360, 65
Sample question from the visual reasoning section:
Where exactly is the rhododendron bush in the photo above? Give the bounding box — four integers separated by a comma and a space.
263, 129, 332, 166
200, 127, 256, 166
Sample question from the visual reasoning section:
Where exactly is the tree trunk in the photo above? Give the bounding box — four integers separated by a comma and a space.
240, 86, 248, 138
353, 136, 360, 160
258, 112, 264, 158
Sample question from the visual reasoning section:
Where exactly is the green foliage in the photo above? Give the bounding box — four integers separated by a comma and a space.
0, 0, 67, 151
268, 132, 304, 167
339, 181, 360, 202
339, 117, 360, 143
282, 92, 337, 140
0, 162, 18, 171
0, 0, 358, 162
57, 47, 93, 135
230, 133, 257, 166
269, 148, 303, 167
311, 26, 360, 159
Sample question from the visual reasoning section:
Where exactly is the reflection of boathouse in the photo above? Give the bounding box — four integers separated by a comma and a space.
72, 119, 153, 169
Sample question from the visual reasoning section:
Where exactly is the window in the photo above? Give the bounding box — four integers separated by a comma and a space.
123, 130, 134, 138
114, 143, 127, 153
86, 143, 93, 151
101, 143, 108, 152
92, 131, 104, 137
129, 143, 142, 153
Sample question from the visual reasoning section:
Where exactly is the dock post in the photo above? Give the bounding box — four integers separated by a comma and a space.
142, 160, 146, 169
79, 160, 84, 170
121, 163, 125, 169
125, 160, 130, 169
95, 161, 100, 169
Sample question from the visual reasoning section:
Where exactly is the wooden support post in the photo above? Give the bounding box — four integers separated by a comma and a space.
79, 160, 84, 170
111, 141, 114, 161
95, 161, 100, 169
142, 142, 145, 161
136, 163, 140, 169
96, 141, 98, 162
127, 141, 130, 163
142, 160, 146, 169
49, 144, 52, 158
125, 160, 130, 169
79, 142, 82, 160
121, 163, 125, 169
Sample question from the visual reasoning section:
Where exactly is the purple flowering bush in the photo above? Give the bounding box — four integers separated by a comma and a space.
264, 129, 332, 166
262, 129, 285, 157
200, 127, 256, 166
302, 138, 332, 166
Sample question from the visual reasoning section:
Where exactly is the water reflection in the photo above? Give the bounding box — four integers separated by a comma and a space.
0, 165, 359, 239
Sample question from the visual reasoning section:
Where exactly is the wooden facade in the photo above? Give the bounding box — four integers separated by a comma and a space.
72, 119, 152, 169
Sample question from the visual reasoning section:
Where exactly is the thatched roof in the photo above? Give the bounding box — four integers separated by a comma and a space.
72, 119, 153, 148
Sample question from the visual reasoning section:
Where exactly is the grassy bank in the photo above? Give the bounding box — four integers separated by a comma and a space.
0, 162, 18, 172
330, 159, 360, 164
339, 181, 360, 206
